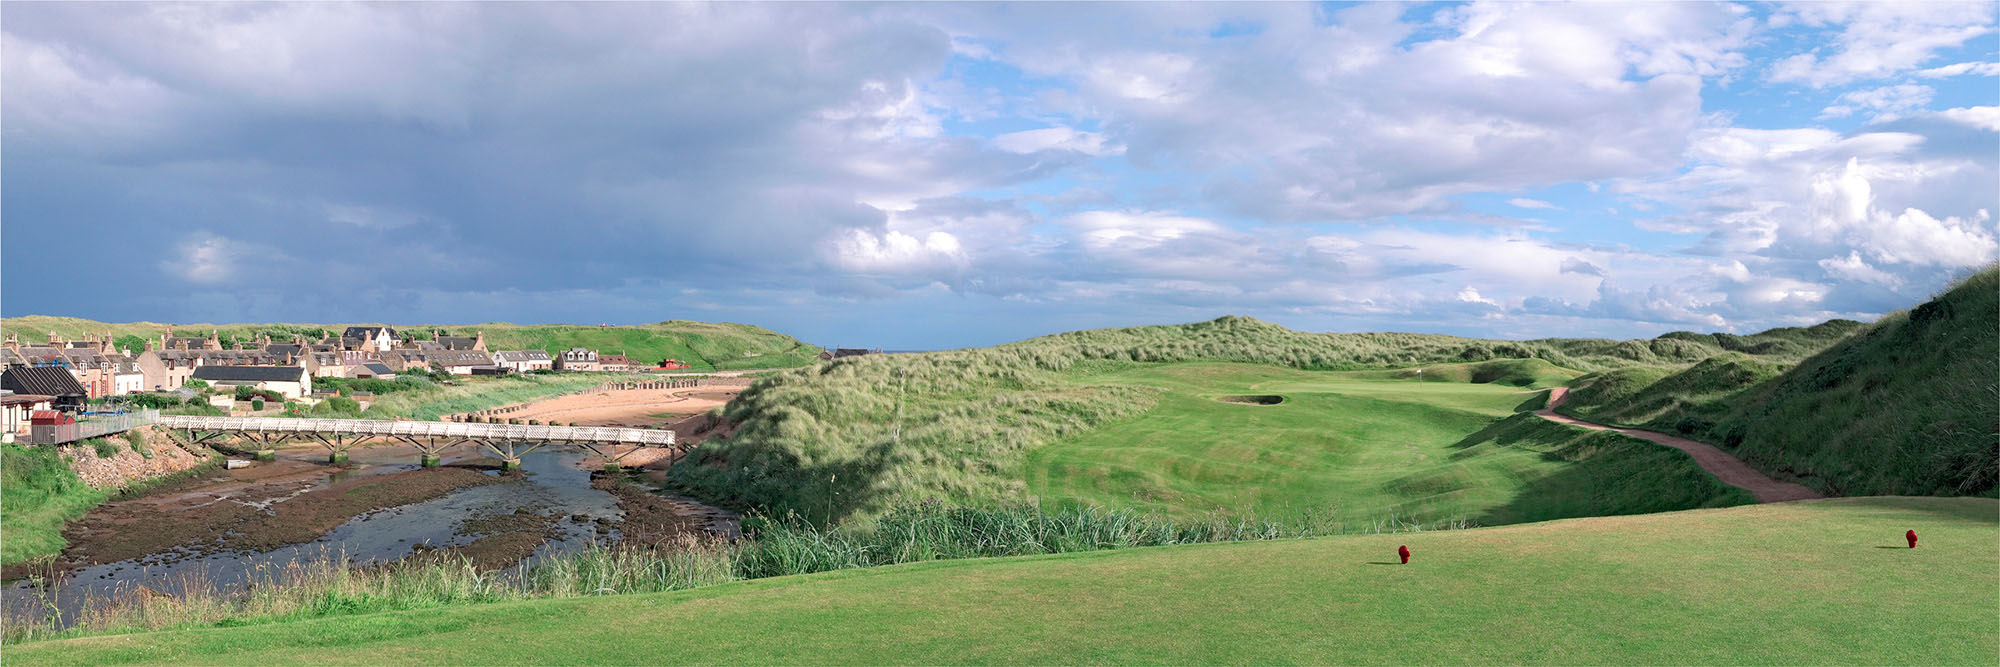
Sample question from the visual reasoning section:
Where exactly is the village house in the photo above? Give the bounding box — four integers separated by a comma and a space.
341, 326, 400, 353
135, 341, 289, 392
158, 326, 223, 351
2, 332, 144, 398
491, 349, 553, 373
598, 353, 634, 372
379, 349, 435, 373
429, 350, 499, 375
425, 330, 487, 351
136, 348, 205, 391
2, 365, 88, 412
555, 347, 600, 372
1, 391, 56, 442
190, 365, 313, 400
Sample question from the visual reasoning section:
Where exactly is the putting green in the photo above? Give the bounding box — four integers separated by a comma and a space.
1026, 362, 1743, 525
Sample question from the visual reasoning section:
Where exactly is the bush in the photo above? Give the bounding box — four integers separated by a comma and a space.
251, 399, 265, 411
183, 379, 210, 390
89, 438, 119, 459
324, 397, 361, 414
122, 431, 150, 459
120, 393, 183, 410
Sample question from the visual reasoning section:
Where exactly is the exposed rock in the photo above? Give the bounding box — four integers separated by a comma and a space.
59, 427, 210, 490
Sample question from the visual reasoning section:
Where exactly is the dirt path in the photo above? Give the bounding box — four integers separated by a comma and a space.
1536, 387, 1822, 503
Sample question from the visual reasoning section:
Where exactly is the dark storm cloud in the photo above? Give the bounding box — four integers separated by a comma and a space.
1, 2, 1053, 322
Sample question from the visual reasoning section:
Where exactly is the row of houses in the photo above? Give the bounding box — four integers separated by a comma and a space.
0, 325, 666, 400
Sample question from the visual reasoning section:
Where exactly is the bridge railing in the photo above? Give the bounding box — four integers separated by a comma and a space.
29, 410, 161, 446
156, 415, 674, 446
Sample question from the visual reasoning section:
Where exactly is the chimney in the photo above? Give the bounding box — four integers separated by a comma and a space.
144, 339, 156, 352
474, 331, 485, 351
46, 331, 62, 346
3, 332, 18, 351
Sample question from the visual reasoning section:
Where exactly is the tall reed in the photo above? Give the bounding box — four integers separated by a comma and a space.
2, 502, 1465, 644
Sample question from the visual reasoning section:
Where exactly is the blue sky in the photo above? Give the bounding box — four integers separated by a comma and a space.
2, 2, 1995, 349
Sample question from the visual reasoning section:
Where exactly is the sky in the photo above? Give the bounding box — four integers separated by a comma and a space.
2, 2, 1996, 350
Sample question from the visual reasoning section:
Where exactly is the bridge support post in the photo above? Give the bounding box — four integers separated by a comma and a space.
477, 439, 546, 472
256, 449, 277, 462
421, 454, 442, 468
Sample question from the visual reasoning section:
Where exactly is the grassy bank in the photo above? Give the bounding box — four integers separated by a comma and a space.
11, 497, 1992, 664
1, 444, 107, 566
0, 317, 820, 372
1559, 267, 1999, 497
3, 501, 1458, 643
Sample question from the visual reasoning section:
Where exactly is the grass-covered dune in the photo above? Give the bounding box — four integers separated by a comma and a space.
1560, 267, 1999, 497
0, 317, 818, 372
672, 312, 1826, 525
11, 497, 1991, 665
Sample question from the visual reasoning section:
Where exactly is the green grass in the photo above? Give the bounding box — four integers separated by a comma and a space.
1560, 353, 1786, 433
675, 321, 1812, 524
0, 317, 820, 372
1559, 267, 1999, 497
3, 502, 1455, 644
1024, 362, 1747, 525
10, 497, 1992, 665
1, 443, 108, 566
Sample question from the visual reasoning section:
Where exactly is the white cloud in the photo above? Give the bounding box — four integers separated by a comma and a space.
1916, 61, 2000, 78
1818, 251, 1901, 286
992, 127, 1124, 156
325, 203, 427, 229
163, 233, 289, 285
1508, 198, 1559, 210
1767, 2, 1996, 88
1937, 106, 2000, 132
1058, 210, 1227, 251
1818, 84, 1934, 121
824, 228, 967, 274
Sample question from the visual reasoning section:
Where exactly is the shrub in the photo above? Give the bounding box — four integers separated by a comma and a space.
122, 431, 150, 459
183, 379, 210, 390
120, 393, 183, 410
251, 399, 265, 411
89, 438, 120, 459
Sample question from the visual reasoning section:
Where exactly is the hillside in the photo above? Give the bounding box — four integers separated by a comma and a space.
671, 315, 1842, 524
10, 497, 1992, 665
1560, 267, 1999, 497
0, 317, 819, 372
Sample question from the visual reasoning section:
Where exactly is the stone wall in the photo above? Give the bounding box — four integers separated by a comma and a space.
61, 427, 212, 490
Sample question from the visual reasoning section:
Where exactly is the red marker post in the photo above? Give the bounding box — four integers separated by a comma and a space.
1906, 530, 1918, 548
1398, 545, 1411, 564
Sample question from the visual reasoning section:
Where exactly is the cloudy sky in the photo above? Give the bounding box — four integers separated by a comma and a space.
3, 2, 1995, 348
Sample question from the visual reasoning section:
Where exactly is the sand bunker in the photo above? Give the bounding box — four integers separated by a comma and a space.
1217, 395, 1285, 406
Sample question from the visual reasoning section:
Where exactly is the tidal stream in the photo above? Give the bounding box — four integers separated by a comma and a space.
3, 445, 735, 629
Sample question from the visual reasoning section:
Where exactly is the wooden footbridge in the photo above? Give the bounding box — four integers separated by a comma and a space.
158, 415, 678, 469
